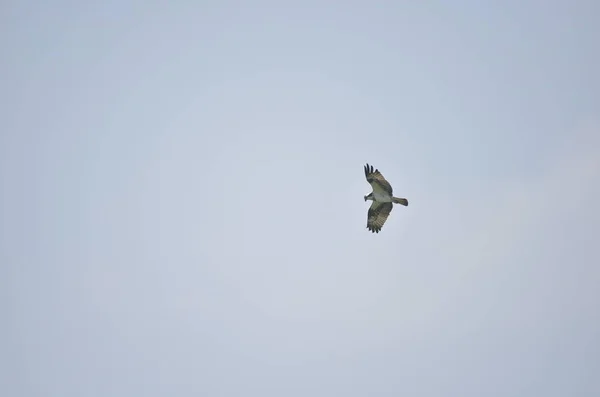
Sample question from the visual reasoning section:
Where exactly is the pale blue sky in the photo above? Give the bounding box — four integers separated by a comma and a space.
2, 1, 599, 396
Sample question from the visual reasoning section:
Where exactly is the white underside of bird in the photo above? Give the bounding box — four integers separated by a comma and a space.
370, 191, 393, 203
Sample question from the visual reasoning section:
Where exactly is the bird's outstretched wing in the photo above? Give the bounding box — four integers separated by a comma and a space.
364, 163, 393, 195
367, 201, 393, 233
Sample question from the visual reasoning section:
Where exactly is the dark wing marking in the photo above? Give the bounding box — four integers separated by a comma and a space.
367, 201, 393, 233
364, 163, 393, 195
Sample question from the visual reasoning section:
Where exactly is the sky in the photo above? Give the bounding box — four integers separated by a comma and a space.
1, 1, 599, 396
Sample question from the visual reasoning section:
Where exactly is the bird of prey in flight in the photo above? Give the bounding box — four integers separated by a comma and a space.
363, 163, 408, 233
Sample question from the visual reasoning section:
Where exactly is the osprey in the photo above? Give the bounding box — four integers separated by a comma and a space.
363, 163, 408, 233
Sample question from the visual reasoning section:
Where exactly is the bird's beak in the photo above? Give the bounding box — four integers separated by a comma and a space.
364, 196, 367, 201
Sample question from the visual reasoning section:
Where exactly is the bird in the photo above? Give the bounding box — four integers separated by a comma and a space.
363, 163, 408, 233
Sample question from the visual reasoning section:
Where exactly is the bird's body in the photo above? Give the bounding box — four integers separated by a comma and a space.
363, 163, 408, 233
371, 191, 393, 203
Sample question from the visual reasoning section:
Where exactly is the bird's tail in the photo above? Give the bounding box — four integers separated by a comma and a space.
392, 197, 408, 206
